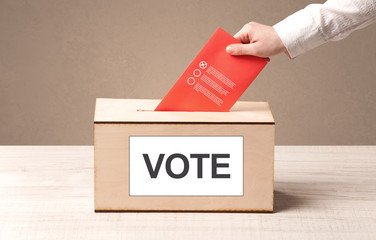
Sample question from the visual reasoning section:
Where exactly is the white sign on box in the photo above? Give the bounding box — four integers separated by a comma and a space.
129, 136, 244, 196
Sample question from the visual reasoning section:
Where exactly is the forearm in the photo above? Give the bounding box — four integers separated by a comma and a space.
273, 0, 376, 58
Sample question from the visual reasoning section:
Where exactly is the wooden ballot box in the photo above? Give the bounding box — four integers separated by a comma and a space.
94, 98, 275, 212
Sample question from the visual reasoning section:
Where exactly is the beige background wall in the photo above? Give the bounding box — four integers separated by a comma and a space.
1, 0, 375, 145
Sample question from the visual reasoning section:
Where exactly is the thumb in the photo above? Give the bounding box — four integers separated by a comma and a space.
226, 43, 258, 56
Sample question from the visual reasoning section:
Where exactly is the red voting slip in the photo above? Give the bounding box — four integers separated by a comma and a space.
155, 27, 268, 112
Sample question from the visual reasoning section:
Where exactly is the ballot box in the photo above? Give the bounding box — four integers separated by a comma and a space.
94, 98, 275, 212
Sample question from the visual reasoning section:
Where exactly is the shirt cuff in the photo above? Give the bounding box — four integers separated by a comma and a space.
273, 6, 327, 58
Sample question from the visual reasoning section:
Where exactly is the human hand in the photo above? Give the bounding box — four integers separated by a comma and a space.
226, 22, 289, 58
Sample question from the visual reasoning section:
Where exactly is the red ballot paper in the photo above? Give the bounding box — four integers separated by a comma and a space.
155, 27, 267, 112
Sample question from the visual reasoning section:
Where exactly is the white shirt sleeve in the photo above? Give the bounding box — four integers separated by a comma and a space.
273, 0, 376, 58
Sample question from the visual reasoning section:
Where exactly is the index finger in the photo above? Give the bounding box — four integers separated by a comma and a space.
233, 24, 252, 43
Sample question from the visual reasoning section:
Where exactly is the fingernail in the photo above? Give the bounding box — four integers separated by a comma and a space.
226, 45, 234, 54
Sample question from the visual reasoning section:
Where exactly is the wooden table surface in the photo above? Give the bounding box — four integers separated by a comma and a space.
0, 146, 375, 239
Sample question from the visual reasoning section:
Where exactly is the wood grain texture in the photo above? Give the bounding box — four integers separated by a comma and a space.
0, 146, 375, 239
